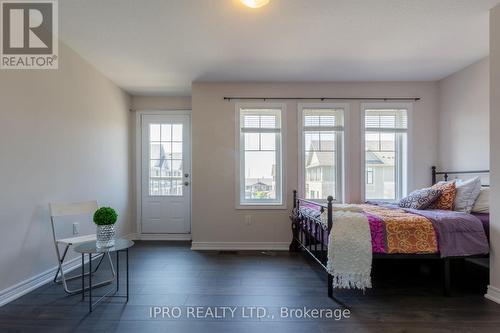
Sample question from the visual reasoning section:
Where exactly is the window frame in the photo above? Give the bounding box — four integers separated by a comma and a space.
298, 103, 347, 203
361, 102, 413, 202
235, 102, 286, 209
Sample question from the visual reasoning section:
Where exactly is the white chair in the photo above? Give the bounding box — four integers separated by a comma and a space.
50, 201, 115, 294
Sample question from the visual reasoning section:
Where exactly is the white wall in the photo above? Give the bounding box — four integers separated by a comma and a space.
190, 82, 438, 247
131, 96, 191, 111
438, 58, 489, 171
487, 4, 500, 304
0, 43, 132, 293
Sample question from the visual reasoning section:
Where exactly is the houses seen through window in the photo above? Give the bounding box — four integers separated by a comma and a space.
364, 108, 408, 201
301, 106, 344, 201
239, 106, 283, 206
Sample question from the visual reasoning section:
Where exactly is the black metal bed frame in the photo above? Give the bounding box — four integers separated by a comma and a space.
289, 166, 490, 298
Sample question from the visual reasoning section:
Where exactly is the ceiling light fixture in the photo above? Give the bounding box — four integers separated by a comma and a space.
241, 0, 270, 9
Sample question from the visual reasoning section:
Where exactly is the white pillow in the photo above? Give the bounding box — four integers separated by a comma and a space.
454, 177, 482, 213
472, 187, 489, 213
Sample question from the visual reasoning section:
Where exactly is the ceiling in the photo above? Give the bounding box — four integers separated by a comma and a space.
59, 0, 500, 96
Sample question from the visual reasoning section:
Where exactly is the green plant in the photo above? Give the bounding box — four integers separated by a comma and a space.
93, 207, 118, 226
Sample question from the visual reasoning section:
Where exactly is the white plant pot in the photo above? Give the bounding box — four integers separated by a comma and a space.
96, 224, 116, 248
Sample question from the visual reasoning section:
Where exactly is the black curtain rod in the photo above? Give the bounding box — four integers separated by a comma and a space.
223, 97, 420, 101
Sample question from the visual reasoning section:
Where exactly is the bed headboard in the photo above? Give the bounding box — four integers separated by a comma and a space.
431, 166, 490, 186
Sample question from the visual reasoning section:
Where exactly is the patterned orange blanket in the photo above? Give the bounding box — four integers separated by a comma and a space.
360, 204, 438, 254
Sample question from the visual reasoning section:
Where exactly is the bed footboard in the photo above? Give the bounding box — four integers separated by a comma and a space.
289, 190, 334, 297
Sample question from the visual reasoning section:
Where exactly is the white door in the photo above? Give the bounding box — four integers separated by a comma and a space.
141, 114, 191, 234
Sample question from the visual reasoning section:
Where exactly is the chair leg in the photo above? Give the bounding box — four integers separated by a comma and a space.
54, 245, 115, 295
53, 244, 70, 283
54, 247, 105, 283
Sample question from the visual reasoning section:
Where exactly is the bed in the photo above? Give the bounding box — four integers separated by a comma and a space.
289, 166, 490, 298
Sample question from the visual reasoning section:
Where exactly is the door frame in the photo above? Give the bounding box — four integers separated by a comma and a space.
135, 110, 192, 240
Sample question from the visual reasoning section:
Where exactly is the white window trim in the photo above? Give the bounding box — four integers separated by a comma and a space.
235, 102, 287, 210
298, 103, 348, 203
360, 102, 413, 203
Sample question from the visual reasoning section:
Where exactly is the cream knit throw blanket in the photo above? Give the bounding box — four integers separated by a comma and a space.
323, 205, 372, 290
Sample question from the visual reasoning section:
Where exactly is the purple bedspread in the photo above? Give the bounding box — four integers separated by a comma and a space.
472, 213, 490, 238
403, 209, 489, 258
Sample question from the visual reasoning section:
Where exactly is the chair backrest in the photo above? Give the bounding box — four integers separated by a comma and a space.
50, 201, 98, 218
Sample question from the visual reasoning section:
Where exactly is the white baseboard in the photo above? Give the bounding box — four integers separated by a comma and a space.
131, 233, 192, 241
0, 255, 84, 307
0, 232, 136, 307
485, 285, 500, 304
123, 233, 138, 240
191, 241, 289, 251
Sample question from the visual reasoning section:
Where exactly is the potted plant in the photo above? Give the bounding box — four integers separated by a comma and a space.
93, 207, 117, 248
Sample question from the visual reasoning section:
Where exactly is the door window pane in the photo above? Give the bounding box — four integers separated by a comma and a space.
150, 143, 161, 159
172, 142, 183, 159
172, 124, 183, 141
172, 160, 183, 177
160, 124, 171, 141
149, 123, 183, 196
150, 124, 161, 141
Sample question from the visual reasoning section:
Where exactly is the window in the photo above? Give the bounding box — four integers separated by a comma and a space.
300, 104, 344, 201
364, 106, 408, 201
237, 104, 283, 206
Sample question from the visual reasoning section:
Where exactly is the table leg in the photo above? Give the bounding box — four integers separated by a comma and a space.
126, 248, 129, 302
89, 253, 92, 312
116, 250, 120, 292
81, 254, 84, 301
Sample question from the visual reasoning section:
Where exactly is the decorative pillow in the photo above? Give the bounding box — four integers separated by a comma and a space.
429, 181, 456, 210
399, 188, 442, 210
454, 177, 482, 213
472, 187, 489, 213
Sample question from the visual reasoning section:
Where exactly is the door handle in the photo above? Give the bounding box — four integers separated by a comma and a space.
184, 181, 189, 186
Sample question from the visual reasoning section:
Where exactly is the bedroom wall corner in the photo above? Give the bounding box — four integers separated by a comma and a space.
437, 57, 489, 171
486, 3, 500, 305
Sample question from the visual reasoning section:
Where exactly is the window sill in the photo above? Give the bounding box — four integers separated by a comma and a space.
236, 203, 288, 210
365, 199, 398, 204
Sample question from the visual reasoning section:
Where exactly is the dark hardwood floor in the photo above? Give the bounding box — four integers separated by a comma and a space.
0, 241, 499, 333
